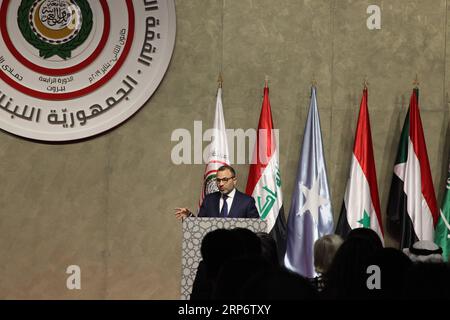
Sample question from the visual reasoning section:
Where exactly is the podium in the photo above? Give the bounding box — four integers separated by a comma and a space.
180, 217, 268, 300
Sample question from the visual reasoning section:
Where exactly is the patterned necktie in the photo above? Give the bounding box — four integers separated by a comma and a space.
220, 194, 228, 217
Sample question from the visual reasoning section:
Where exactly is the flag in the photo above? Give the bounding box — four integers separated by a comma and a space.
246, 82, 287, 263
435, 160, 450, 261
386, 88, 439, 248
284, 86, 334, 278
199, 86, 230, 207
336, 87, 384, 243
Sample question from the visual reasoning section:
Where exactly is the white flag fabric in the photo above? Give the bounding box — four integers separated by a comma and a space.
198, 87, 230, 207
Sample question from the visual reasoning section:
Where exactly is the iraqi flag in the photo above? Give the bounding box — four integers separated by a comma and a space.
336, 88, 384, 243
387, 88, 439, 248
246, 82, 287, 263
199, 86, 230, 207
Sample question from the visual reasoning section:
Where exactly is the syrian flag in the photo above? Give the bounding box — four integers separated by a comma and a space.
246, 82, 287, 263
199, 86, 230, 207
284, 86, 334, 278
387, 88, 439, 248
435, 159, 450, 262
336, 87, 384, 243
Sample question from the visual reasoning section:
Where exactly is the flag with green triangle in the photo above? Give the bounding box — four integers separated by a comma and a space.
386, 88, 439, 248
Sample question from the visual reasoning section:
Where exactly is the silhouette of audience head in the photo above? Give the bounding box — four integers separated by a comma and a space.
230, 227, 262, 258
322, 236, 381, 299
347, 228, 383, 250
200, 228, 261, 278
192, 227, 264, 300
403, 240, 444, 263
366, 247, 412, 299
240, 268, 318, 300
200, 229, 235, 279
314, 234, 343, 274
256, 232, 279, 266
212, 256, 271, 300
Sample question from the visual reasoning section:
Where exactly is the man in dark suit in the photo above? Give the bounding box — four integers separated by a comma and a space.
175, 165, 259, 219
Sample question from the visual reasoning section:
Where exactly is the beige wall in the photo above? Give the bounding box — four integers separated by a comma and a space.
0, 0, 448, 299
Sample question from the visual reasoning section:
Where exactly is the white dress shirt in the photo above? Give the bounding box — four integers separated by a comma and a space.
219, 188, 236, 216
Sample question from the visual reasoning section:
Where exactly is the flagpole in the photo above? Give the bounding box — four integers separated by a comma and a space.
311, 75, 317, 88
363, 76, 369, 90
311, 77, 317, 99
413, 74, 419, 89
413, 74, 419, 100
218, 72, 223, 88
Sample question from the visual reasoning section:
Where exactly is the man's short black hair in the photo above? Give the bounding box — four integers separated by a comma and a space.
217, 165, 236, 177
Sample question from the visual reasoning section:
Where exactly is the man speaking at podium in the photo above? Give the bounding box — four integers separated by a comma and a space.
175, 165, 259, 219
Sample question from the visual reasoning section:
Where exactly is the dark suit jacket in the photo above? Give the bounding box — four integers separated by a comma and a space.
198, 190, 259, 219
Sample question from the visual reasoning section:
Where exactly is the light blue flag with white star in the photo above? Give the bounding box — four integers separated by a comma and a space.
284, 86, 334, 278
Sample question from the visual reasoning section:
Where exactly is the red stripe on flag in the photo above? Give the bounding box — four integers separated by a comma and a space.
245, 86, 275, 195
409, 89, 439, 226
352, 88, 384, 235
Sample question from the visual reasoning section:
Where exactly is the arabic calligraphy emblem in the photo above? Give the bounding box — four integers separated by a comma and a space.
204, 174, 218, 195
0, 0, 176, 141
18, 0, 92, 59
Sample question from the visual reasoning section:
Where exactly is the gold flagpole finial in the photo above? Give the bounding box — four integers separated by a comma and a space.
311, 75, 317, 87
217, 72, 223, 88
413, 74, 419, 88
363, 76, 369, 89
264, 75, 269, 88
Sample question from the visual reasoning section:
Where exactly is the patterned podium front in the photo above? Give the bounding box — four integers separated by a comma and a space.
180, 217, 268, 300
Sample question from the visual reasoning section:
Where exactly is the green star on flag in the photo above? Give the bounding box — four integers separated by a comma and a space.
335, 87, 384, 243
358, 210, 371, 228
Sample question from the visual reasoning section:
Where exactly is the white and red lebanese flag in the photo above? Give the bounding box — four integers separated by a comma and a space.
387, 88, 439, 248
336, 88, 384, 243
198, 86, 230, 207
246, 82, 286, 262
